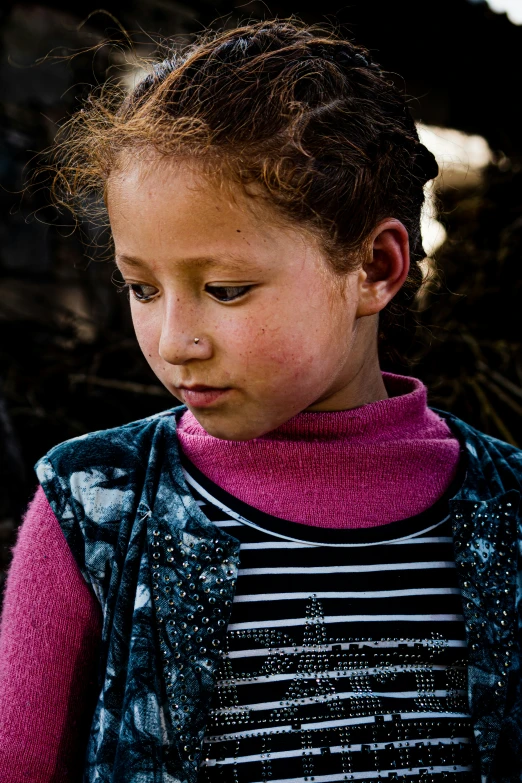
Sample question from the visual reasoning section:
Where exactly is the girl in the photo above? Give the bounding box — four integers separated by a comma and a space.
0, 18, 521, 783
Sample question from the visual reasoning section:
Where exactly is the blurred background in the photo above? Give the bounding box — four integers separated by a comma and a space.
1, 0, 522, 600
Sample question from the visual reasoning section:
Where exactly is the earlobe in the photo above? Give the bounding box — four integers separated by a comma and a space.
356, 219, 410, 318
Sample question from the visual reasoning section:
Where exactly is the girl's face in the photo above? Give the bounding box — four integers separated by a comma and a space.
108, 159, 398, 440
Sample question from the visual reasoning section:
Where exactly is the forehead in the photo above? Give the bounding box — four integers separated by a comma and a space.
107, 156, 322, 273
108, 155, 273, 232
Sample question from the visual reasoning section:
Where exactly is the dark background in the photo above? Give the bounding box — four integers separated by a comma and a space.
1, 0, 522, 598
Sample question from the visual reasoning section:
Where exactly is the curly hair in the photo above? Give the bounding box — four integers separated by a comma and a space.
47, 18, 438, 354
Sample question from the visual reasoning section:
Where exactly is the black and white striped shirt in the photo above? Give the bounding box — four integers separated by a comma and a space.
180, 454, 477, 783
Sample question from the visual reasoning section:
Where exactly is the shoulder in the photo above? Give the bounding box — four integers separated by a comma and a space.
38, 406, 183, 474
432, 407, 522, 491
34, 406, 186, 521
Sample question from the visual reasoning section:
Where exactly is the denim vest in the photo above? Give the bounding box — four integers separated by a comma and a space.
35, 405, 522, 783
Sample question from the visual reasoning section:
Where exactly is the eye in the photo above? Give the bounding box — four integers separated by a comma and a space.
205, 285, 252, 302
127, 283, 159, 302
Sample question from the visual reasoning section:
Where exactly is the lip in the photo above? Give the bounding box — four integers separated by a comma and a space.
177, 386, 232, 408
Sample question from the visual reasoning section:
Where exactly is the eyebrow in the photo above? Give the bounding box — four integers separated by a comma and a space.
115, 253, 252, 272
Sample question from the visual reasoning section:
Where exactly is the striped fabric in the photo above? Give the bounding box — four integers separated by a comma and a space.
179, 455, 477, 783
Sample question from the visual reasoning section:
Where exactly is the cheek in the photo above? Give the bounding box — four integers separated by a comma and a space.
233, 309, 329, 377
230, 310, 287, 361
243, 292, 352, 386
130, 304, 161, 360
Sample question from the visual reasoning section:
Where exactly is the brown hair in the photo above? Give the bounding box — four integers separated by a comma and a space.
47, 18, 438, 354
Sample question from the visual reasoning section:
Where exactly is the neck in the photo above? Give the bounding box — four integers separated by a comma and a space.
306, 363, 389, 412
305, 321, 388, 412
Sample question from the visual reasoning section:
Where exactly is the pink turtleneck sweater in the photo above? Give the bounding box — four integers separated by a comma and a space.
0, 372, 461, 781
177, 372, 460, 527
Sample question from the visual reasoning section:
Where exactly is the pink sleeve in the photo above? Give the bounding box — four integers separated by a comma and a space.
0, 486, 103, 783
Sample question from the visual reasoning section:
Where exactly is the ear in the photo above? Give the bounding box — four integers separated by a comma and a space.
356, 219, 411, 318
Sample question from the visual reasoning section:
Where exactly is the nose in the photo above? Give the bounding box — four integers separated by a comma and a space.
158, 297, 211, 365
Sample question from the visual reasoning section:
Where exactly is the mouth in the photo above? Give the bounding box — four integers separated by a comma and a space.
176, 385, 232, 408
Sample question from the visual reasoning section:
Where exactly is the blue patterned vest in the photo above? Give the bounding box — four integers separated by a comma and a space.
35, 405, 522, 783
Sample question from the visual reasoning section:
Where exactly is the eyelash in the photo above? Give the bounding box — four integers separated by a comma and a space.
121, 284, 252, 303
207, 285, 252, 302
